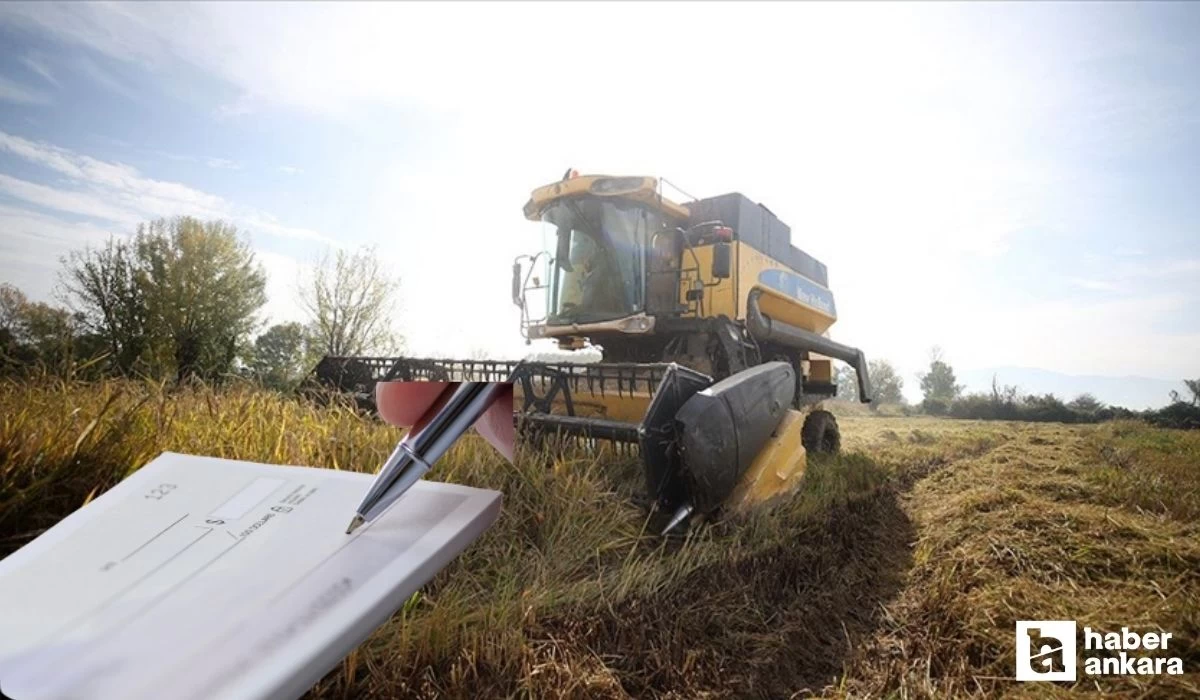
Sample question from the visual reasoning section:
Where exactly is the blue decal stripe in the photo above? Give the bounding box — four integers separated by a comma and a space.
757, 269, 837, 317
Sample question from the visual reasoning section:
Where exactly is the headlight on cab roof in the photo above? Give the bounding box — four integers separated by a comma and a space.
590, 177, 647, 195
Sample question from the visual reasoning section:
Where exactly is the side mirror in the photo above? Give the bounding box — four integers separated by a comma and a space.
511, 262, 523, 306
711, 241, 732, 279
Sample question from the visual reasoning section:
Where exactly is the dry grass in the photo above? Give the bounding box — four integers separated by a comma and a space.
2, 379, 1197, 697
833, 417, 1200, 698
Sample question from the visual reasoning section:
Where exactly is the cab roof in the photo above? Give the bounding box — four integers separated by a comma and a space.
523, 173, 692, 223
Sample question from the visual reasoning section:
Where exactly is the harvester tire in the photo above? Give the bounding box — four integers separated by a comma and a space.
802, 410, 841, 456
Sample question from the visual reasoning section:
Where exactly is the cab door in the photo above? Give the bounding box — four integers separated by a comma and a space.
645, 229, 682, 316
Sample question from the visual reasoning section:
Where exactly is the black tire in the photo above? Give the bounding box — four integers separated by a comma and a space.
802, 409, 841, 456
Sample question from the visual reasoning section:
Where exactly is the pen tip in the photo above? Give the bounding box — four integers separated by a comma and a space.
345, 515, 365, 535
661, 503, 694, 536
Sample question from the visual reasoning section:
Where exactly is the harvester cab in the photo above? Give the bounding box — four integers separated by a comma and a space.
313, 171, 875, 534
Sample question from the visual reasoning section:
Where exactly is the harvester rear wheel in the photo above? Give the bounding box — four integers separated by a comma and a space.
801, 410, 841, 456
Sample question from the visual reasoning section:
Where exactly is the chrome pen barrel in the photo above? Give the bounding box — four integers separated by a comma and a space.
355, 382, 507, 524
406, 382, 506, 462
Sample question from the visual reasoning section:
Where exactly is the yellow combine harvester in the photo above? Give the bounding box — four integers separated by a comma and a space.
312, 171, 872, 533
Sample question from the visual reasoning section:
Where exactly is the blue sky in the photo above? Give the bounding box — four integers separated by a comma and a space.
0, 2, 1197, 402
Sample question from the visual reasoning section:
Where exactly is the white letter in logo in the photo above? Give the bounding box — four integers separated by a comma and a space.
1016, 620, 1077, 682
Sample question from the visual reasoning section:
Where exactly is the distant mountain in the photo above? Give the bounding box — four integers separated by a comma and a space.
956, 367, 1185, 410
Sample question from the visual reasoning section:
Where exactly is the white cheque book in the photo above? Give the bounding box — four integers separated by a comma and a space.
0, 452, 502, 700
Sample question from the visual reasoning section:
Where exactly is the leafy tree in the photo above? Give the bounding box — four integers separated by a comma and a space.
1068, 393, 1104, 414
867, 358, 904, 407
251, 322, 312, 390
1183, 379, 1200, 406
0, 284, 25, 360
133, 217, 267, 382
61, 238, 147, 374
990, 374, 1020, 405
0, 283, 80, 370
300, 246, 402, 357
62, 218, 267, 381
1021, 392, 1075, 423
917, 346, 963, 402
835, 364, 859, 402
19, 300, 75, 368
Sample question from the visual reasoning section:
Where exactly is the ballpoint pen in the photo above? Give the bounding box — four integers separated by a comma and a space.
345, 381, 510, 534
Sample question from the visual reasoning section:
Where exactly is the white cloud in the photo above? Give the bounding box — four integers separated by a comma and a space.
0, 173, 141, 224
0, 130, 332, 244
0, 74, 51, 105
215, 95, 254, 119
0, 204, 119, 302
952, 293, 1200, 379
74, 54, 142, 103
18, 54, 59, 87
1069, 277, 1119, 292
0, 130, 339, 324
1150, 259, 1200, 277
205, 157, 241, 170
277, 166, 302, 175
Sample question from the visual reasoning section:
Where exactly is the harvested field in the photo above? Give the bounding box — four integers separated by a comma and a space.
1, 379, 1197, 697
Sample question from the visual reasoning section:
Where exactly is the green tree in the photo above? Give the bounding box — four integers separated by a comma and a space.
1182, 379, 1200, 406
917, 346, 963, 402
840, 365, 859, 403
63, 219, 267, 381
18, 300, 75, 369
1068, 393, 1104, 414
133, 217, 267, 382
251, 322, 311, 390
61, 238, 147, 374
868, 358, 905, 407
0, 283, 79, 370
0, 284, 25, 363
835, 364, 859, 402
300, 246, 402, 357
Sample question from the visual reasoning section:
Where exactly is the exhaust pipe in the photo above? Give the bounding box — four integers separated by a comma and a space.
746, 289, 873, 403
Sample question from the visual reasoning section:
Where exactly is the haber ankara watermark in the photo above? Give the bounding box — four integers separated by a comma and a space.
1016, 620, 1185, 681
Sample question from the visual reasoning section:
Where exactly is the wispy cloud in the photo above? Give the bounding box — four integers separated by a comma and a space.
18, 54, 59, 87
1069, 277, 1119, 292
215, 95, 254, 119
277, 165, 303, 175
0, 130, 332, 244
1115, 257, 1200, 279
74, 55, 142, 103
0, 204, 122, 303
0, 74, 51, 105
156, 150, 241, 170
0, 173, 140, 223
